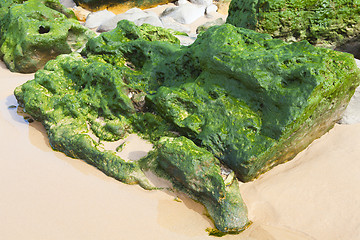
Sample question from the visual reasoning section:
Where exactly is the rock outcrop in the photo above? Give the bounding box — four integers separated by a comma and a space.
226, 0, 360, 50
0, 0, 95, 73
15, 21, 360, 233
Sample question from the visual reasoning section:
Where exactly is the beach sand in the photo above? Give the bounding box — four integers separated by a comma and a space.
1, 57, 360, 240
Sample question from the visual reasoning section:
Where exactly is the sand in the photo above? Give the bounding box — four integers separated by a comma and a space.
1, 57, 360, 240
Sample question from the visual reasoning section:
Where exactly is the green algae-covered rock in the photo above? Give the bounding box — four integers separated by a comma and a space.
153, 136, 249, 233
0, 0, 22, 19
0, 0, 95, 73
146, 25, 360, 181
15, 53, 153, 189
226, 0, 360, 49
14, 21, 360, 234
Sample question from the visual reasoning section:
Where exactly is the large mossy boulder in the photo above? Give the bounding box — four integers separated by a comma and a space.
14, 20, 360, 234
73, 0, 172, 11
0, 0, 95, 73
226, 0, 360, 50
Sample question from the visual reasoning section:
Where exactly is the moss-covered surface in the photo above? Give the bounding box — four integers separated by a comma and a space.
14, 20, 360, 234
142, 136, 249, 233
73, 0, 172, 11
226, 0, 360, 49
0, 0, 95, 73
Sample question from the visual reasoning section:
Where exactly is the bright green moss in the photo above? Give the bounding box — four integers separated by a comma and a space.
227, 0, 360, 48
15, 53, 153, 189
0, 0, 95, 73
151, 136, 249, 233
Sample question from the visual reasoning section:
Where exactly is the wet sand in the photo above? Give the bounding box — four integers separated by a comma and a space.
1, 59, 360, 240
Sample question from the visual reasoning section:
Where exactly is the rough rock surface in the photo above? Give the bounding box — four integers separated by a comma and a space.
14, 21, 181, 188
0, 0, 95, 73
148, 136, 249, 233
226, 0, 360, 49
15, 21, 360, 233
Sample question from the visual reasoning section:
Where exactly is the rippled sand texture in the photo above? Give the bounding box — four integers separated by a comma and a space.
1, 60, 360, 240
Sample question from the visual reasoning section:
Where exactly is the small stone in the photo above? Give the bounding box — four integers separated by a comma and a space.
189, 0, 212, 6
97, 9, 148, 32
124, 7, 143, 14
161, 3, 205, 24
59, 0, 76, 8
175, 0, 189, 5
70, 6, 91, 22
196, 17, 224, 34
160, 16, 191, 34
135, 16, 163, 27
205, 4, 217, 14
175, 35, 196, 46
85, 10, 116, 29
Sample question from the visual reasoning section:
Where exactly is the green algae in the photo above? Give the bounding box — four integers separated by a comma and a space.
14, 20, 360, 234
226, 0, 360, 49
0, 0, 95, 73
144, 136, 249, 233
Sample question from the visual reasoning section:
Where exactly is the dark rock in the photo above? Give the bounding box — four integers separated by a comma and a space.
0, 0, 95, 73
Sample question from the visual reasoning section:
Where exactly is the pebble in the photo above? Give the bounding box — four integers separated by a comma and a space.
98, 9, 150, 32
135, 15, 163, 27
189, 0, 212, 6
71, 6, 91, 22
160, 16, 191, 34
205, 4, 218, 14
85, 10, 116, 29
59, 0, 76, 8
160, 3, 206, 25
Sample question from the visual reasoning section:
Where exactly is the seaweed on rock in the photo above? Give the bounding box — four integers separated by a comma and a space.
226, 0, 360, 50
14, 20, 360, 234
0, 0, 95, 73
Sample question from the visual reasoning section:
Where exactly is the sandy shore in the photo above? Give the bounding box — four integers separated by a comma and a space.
1, 57, 360, 240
